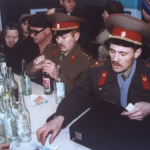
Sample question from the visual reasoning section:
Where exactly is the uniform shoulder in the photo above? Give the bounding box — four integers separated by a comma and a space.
43, 44, 58, 53
90, 60, 106, 68
145, 62, 150, 68
46, 43, 58, 50
79, 49, 95, 62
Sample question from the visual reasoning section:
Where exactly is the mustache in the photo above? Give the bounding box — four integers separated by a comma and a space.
58, 44, 65, 48
111, 61, 122, 67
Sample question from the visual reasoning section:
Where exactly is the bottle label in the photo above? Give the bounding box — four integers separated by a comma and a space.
56, 82, 65, 98
43, 78, 51, 92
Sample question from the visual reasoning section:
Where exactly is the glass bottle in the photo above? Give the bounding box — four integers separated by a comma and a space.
1, 68, 12, 113
0, 45, 6, 75
0, 67, 3, 96
20, 59, 32, 96
0, 118, 6, 144
54, 65, 65, 104
16, 92, 31, 142
8, 67, 19, 108
43, 72, 53, 95
4, 98, 20, 147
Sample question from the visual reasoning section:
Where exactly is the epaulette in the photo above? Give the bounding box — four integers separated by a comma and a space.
90, 60, 105, 68
145, 62, 150, 68
79, 50, 94, 61
48, 43, 57, 48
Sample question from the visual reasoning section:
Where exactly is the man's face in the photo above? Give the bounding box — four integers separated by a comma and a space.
55, 31, 77, 52
109, 44, 137, 73
21, 21, 29, 34
5, 29, 19, 47
61, 0, 76, 13
30, 26, 47, 44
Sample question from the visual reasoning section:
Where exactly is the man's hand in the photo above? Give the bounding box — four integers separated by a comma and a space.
36, 116, 64, 146
142, 9, 150, 22
31, 55, 46, 73
121, 102, 150, 121
0, 144, 10, 150
42, 60, 57, 79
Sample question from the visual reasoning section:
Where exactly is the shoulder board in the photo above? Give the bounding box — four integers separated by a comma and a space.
47, 43, 57, 48
79, 50, 94, 61
90, 60, 105, 68
145, 62, 150, 68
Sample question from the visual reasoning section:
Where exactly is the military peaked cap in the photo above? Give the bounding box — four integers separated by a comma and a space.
105, 14, 150, 45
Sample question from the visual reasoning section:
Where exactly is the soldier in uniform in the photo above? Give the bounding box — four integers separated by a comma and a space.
27, 13, 94, 94
36, 14, 150, 145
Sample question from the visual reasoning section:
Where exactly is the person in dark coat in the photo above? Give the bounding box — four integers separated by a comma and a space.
2, 23, 22, 73
36, 14, 150, 145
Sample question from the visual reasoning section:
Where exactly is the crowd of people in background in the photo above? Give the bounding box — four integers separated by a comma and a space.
0, 0, 150, 75
1, 0, 150, 149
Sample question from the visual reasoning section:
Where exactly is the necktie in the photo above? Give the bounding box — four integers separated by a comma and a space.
121, 74, 126, 81
60, 53, 65, 61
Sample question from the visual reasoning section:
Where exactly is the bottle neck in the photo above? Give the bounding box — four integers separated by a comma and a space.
21, 61, 26, 74
8, 68, 15, 82
18, 92, 26, 112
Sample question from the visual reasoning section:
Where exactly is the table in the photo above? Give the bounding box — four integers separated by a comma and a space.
12, 74, 90, 150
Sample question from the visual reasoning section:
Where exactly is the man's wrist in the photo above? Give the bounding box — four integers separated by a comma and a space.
54, 115, 65, 124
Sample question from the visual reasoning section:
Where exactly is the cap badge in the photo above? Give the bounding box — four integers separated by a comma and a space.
57, 23, 60, 29
121, 31, 126, 37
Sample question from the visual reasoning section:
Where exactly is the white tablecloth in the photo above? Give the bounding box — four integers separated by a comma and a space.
11, 75, 90, 150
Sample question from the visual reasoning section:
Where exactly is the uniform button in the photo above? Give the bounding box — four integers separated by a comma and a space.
99, 88, 102, 90
87, 58, 89, 60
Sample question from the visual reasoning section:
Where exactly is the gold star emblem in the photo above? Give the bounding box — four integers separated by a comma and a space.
143, 77, 147, 81
121, 31, 126, 37
57, 23, 60, 29
72, 56, 74, 58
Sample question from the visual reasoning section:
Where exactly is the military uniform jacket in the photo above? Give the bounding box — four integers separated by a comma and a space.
53, 59, 150, 127
27, 43, 94, 95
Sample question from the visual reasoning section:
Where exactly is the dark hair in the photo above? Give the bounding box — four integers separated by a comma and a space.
104, 1, 124, 15
20, 16, 29, 24
4, 24, 19, 35
106, 38, 142, 51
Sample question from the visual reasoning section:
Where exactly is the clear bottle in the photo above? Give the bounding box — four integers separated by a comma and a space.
0, 67, 3, 96
0, 45, 6, 75
20, 59, 32, 96
0, 118, 6, 144
1, 68, 12, 113
4, 98, 20, 147
16, 92, 31, 142
43, 72, 53, 95
8, 67, 19, 108
54, 65, 65, 104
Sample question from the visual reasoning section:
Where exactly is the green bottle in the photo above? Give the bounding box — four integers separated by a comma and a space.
20, 59, 32, 95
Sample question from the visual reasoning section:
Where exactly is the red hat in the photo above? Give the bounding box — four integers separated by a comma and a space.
105, 14, 150, 45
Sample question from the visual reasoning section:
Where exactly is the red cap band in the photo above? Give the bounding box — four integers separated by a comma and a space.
53, 22, 80, 30
110, 27, 142, 45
